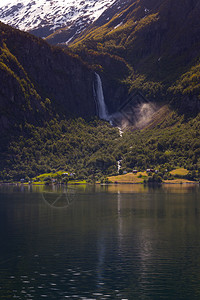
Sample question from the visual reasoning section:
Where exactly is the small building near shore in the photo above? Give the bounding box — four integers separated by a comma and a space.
146, 169, 155, 173
70, 173, 76, 177
62, 173, 69, 177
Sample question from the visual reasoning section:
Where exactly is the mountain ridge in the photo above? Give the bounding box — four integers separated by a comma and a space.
0, 0, 117, 44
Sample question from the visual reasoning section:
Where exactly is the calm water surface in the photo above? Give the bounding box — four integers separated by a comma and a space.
0, 184, 200, 299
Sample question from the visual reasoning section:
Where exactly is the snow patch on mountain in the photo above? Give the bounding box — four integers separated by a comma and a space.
0, 0, 116, 38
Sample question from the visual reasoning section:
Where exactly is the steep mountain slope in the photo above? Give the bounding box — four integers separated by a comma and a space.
0, 0, 116, 44
0, 21, 96, 136
0, 21, 106, 180
71, 0, 200, 114
45, 0, 131, 45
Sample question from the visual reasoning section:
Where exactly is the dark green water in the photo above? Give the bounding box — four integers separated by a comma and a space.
0, 184, 200, 300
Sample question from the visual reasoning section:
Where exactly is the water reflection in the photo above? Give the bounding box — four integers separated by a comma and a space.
105, 183, 199, 194
0, 184, 200, 299
0, 182, 199, 195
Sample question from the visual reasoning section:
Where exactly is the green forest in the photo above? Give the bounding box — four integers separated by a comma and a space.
1, 108, 200, 183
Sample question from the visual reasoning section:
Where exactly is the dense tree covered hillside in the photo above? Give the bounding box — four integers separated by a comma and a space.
1, 110, 200, 182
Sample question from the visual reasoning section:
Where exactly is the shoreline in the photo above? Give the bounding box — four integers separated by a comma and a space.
0, 181, 199, 186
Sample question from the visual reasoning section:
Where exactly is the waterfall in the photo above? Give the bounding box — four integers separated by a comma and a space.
94, 72, 109, 121
117, 160, 122, 172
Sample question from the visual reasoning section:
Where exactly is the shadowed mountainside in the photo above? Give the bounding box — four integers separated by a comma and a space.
70, 0, 200, 115
0, 21, 97, 135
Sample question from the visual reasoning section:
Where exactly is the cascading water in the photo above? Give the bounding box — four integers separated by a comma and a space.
94, 72, 109, 121
94, 74, 157, 130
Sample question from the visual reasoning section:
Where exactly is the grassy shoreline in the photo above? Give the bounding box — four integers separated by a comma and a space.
1, 168, 199, 186
1, 180, 198, 186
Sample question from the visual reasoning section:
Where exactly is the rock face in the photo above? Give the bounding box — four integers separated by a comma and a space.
0, 22, 96, 133
78, 50, 130, 114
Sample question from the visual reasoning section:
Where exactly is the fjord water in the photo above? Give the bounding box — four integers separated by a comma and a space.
0, 184, 200, 300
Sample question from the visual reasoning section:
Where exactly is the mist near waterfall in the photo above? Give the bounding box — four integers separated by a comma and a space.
93, 72, 157, 129
109, 102, 157, 130
133, 102, 157, 129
